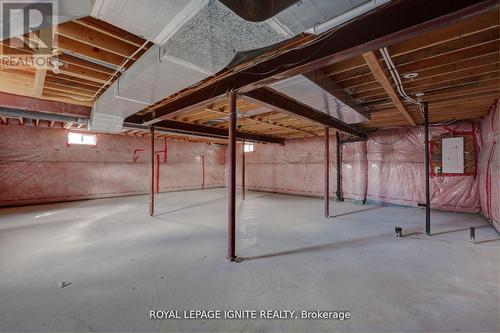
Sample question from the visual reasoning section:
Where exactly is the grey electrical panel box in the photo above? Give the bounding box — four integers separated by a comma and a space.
442, 137, 464, 173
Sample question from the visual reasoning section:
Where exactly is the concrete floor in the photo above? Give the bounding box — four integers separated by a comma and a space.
0, 188, 498, 332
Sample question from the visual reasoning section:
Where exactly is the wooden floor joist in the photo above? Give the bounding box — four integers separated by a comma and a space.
362, 51, 416, 126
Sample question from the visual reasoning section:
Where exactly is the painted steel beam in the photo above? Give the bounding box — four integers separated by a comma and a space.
138, 0, 497, 125
0, 91, 91, 118
227, 91, 237, 261
244, 87, 367, 137
124, 119, 285, 144
303, 70, 369, 116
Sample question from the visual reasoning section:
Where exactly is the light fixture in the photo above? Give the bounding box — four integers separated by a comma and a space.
402, 72, 418, 79
415, 92, 425, 102
50, 58, 64, 74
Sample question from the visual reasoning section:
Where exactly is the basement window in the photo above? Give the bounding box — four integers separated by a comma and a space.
68, 132, 96, 146
244, 142, 254, 153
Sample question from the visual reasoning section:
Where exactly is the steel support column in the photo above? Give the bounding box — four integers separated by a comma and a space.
324, 128, 330, 218
423, 103, 431, 235
336, 131, 344, 201
149, 126, 155, 216
227, 91, 237, 260
241, 140, 246, 201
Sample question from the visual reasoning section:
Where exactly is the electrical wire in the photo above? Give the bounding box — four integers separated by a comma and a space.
379, 47, 426, 119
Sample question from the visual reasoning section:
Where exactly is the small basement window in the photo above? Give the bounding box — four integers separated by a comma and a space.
244, 142, 254, 153
68, 132, 96, 145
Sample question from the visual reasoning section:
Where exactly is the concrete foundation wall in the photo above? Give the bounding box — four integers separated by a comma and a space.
0, 124, 226, 207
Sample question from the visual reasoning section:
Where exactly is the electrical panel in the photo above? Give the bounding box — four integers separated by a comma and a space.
442, 137, 464, 173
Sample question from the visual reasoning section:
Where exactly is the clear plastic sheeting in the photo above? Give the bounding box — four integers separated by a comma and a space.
241, 136, 340, 198
365, 124, 480, 212
241, 135, 364, 200
0, 125, 225, 207
478, 99, 500, 229
341, 141, 367, 201
243, 122, 481, 213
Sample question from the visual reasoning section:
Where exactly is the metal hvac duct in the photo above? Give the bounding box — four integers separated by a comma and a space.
89, 0, 384, 133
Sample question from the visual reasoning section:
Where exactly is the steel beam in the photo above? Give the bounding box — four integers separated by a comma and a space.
227, 91, 237, 261
139, 0, 496, 125
124, 119, 284, 144
423, 102, 431, 235
244, 87, 366, 137
0, 91, 91, 118
324, 128, 330, 218
149, 126, 155, 216
304, 70, 368, 116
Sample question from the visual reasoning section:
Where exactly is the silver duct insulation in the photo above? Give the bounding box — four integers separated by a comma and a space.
89, 0, 388, 133
90, 0, 286, 133
271, 76, 369, 124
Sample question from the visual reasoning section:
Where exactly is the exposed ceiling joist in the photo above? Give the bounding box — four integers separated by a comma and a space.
361, 51, 416, 125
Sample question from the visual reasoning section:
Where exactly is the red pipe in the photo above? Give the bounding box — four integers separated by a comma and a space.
201, 155, 205, 190
149, 127, 155, 216
324, 128, 330, 218
156, 153, 160, 193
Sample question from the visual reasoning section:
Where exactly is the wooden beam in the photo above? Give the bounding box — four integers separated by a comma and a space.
57, 21, 138, 58
57, 35, 125, 67
362, 51, 416, 125
34, 68, 47, 96
75, 17, 146, 48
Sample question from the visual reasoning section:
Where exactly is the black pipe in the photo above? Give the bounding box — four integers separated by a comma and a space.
336, 132, 343, 201
469, 227, 475, 243
423, 102, 431, 236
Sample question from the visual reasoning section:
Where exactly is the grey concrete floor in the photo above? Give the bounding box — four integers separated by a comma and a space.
0, 188, 498, 332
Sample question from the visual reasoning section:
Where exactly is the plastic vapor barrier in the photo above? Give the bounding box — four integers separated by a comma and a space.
242, 135, 365, 200
478, 99, 499, 230
0, 124, 225, 207
243, 121, 481, 213
365, 123, 480, 212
